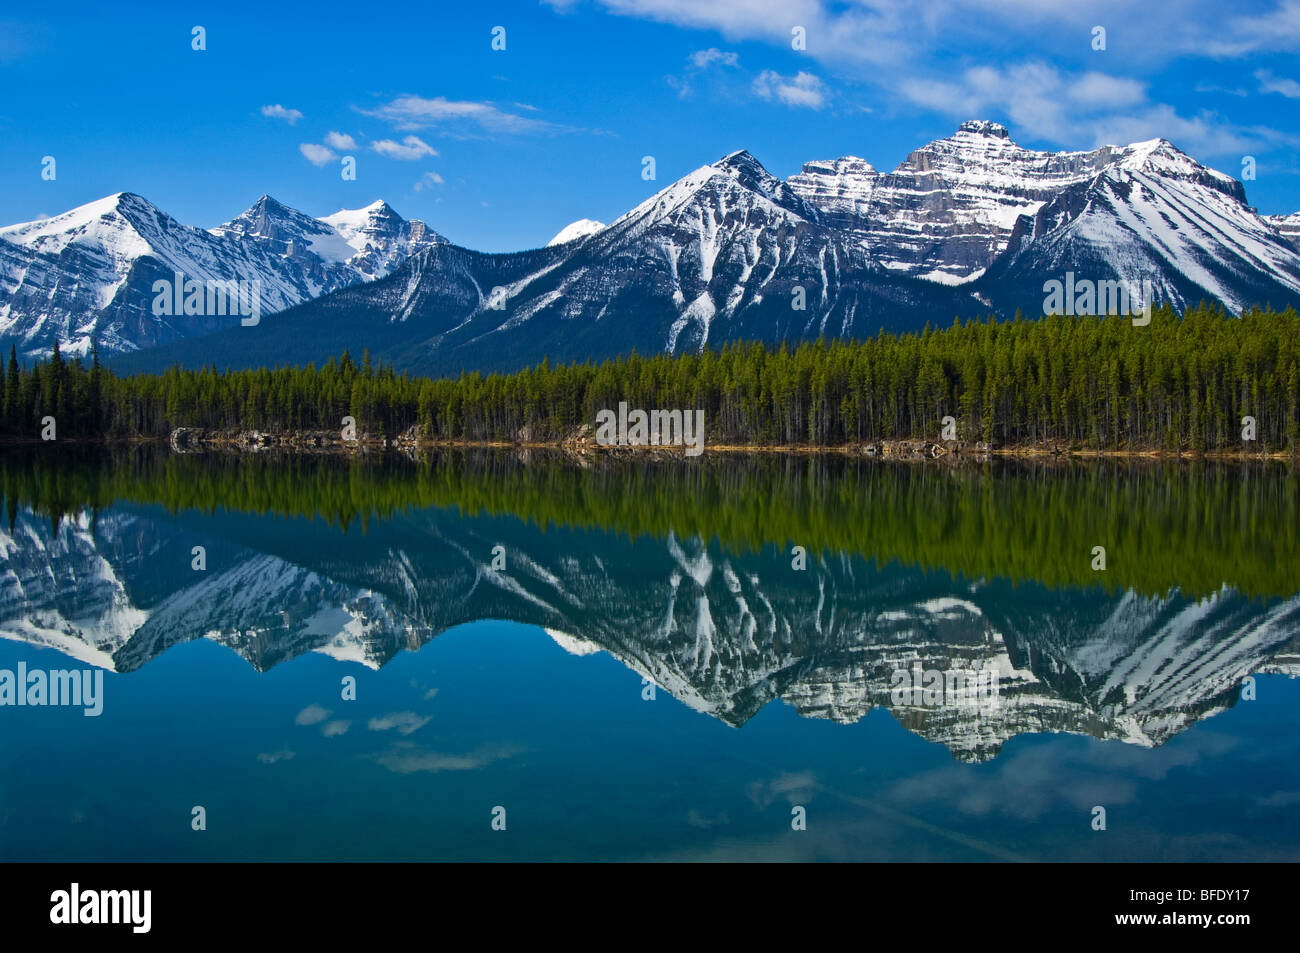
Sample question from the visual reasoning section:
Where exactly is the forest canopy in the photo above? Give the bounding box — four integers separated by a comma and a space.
3, 302, 1298, 451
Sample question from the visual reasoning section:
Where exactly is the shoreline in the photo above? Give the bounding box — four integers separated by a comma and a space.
3, 431, 1295, 461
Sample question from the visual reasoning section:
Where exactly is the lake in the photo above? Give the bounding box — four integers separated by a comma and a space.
1, 447, 1298, 861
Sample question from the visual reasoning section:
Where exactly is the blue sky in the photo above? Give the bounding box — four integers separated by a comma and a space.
2, 0, 1299, 251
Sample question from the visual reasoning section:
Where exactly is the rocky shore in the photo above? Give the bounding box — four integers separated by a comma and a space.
157, 426, 1293, 461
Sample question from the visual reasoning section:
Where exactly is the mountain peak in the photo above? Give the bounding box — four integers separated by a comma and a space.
711, 150, 777, 184
0, 192, 161, 248
214, 195, 327, 243
1113, 137, 1243, 199
547, 218, 606, 246
714, 148, 761, 168
247, 194, 285, 211
956, 119, 1011, 139
708, 149, 785, 191
318, 201, 407, 234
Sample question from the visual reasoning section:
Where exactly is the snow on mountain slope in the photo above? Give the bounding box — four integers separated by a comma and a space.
3, 500, 1298, 760
981, 139, 1300, 314
0, 506, 428, 674
360, 148, 973, 371
0, 509, 145, 669
547, 219, 606, 246
314, 199, 443, 276
1268, 211, 1300, 253
0, 192, 442, 359
33, 120, 1300, 376
788, 120, 1119, 284
786, 122, 1300, 311
209, 196, 444, 287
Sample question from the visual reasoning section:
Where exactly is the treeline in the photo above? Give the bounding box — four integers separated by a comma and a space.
3, 303, 1299, 449
4, 447, 1299, 599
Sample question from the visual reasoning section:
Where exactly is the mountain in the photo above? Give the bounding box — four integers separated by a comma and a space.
12, 121, 1300, 374
112, 148, 974, 375
547, 219, 606, 246
978, 139, 1300, 315
381, 149, 969, 366
0, 193, 442, 360
787, 120, 1119, 285
211, 196, 443, 284
3, 497, 1298, 762
1268, 212, 1300, 252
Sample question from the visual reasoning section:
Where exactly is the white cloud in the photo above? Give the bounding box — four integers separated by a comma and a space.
670, 47, 743, 98
746, 770, 819, 808
414, 171, 445, 191
1194, 81, 1249, 97
1069, 72, 1147, 108
294, 703, 330, 725
560, 0, 1300, 75
901, 62, 1146, 145
324, 131, 358, 150
299, 143, 336, 166
371, 135, 438, 160
321, 720, 350, 738
1205, 0, 1300, 56
898, 60, 1292, 157
1085, 104, 1262, 156
1256, 68, 1300, 98
585, 0, 829, 46
261, 103, 303, 124
368, 711, 432, 735
690, 47, 740, 68
551, 0, 1300, 162
560, 0, 911, 67
753, 69, 828, 109
370, 742, 522, 775
362, 95, 562, 135
569, 0, 1286, 68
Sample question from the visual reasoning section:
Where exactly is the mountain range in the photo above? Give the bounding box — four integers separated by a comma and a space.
4, 120, 1299, 376
0, 193, 443, 359
3, 494, 1297, 762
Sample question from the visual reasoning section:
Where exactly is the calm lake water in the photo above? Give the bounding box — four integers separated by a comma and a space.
1, 447, 1298, 861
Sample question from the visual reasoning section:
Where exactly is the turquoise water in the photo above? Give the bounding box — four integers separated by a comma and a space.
1, 452, 1298, 861
2, 629, 1297, 862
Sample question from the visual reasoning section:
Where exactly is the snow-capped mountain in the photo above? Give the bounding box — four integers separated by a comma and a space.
787, 120, 1119, 285
0, 505, 427, 673
1268, 211, 1300, 253
14, 120, 1300, 374
118, 148, 970, 375
981, 138, 1300, 314
789, 122, 1300, 314
116, 121, 1300, 377
212, 196, 443, 285
0, 192, 442, 359
547, 219, 606, 246
449, 148, 954, 359
3, 498, 1297, 761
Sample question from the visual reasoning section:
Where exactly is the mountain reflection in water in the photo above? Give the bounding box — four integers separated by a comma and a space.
3, 447, 1297, 763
